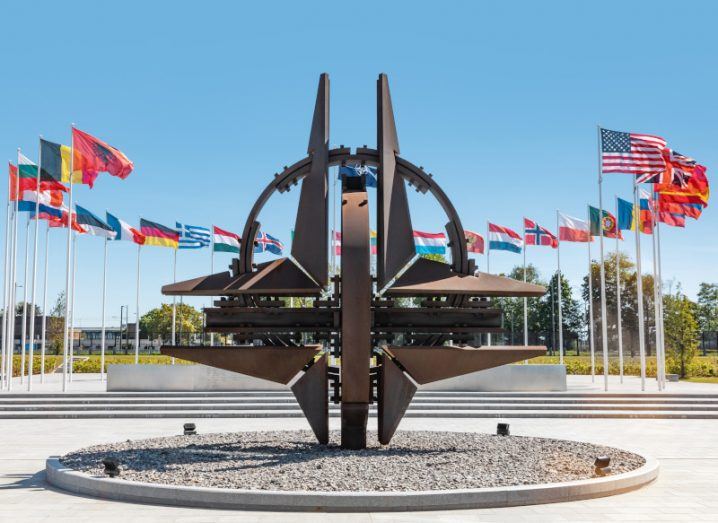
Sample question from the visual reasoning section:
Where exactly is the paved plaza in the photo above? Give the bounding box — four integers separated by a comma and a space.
0, 414, 715, 521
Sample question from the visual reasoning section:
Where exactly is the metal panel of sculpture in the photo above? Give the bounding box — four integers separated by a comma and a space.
161, 74, 547, 449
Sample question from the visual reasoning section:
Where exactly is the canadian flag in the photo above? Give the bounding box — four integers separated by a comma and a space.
558, 212, 592, 243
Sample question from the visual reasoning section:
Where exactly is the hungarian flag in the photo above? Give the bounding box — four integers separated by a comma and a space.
589, 206, 621, 239
213, 225, 240, 254
107, 212, 145, 244
464, 230, 484, 254
558, 212, 591, 242
72, 128, 134, 188
140, 218, 179, 248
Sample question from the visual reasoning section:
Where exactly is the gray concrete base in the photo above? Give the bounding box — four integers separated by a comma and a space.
45, 452, 658, 512
107, 364, 286, 392
419, 364, 567, 392
108, 363, 567, 393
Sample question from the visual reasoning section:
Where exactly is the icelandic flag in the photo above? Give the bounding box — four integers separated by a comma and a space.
488, 223, 522, 253
254, 232, 284, 255
106, 212, 145, 244
338, 165, 378, 188
413, 230, 446, 255
176, 222, 210, 249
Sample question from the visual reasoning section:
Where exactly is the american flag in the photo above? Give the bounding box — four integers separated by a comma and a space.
600, 128, 667, 183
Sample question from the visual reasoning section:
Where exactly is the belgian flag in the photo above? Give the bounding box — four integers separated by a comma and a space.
40, 138, 82, 184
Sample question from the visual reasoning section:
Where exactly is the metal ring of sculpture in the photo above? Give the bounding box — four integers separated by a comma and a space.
162, 74, 547, 450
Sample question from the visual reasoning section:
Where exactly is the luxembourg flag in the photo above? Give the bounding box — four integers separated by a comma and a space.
488, 223, 522, 253
413, 230, 446, 255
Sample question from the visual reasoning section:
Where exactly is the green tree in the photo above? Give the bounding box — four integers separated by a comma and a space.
47, 292, 66, 355
663, 289, 699, 378
140, 303, 203, 342
696, 283, 718, 332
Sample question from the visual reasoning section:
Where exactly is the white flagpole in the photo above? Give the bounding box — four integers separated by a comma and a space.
486, 220, 491, 347
633, 180, 647, 391
40, 223, 49, 383
1, 164, 12, 388
210, 229, 214, 346
523, 237, 528, 346
556, 210, 564, 365
69, 232, 78, 382
615, 196, 624, 383
171, 247, 177, 346
100, 236, 108, 381
596, 126, 610, 391
656, 215, 666, 389
651, 202, 664, 390
20, 216, 30, 384
6, 149, 22, 390
27, 138, 44, 390
135, 244, 141, 364
171, 246, 177, 363
587, 231, 595, 382
61, 129, 75, 391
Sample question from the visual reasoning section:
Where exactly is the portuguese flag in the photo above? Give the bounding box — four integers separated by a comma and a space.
589, 206, 621, 239
140, 218, 179, 248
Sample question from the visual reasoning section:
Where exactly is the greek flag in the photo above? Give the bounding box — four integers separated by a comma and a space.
176, 222, 210, 249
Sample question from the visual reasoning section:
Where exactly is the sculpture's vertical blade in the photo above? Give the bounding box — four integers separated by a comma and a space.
378, 353, 416, 445
376, 73, 415, 288
291, 353, 328, 444
291, 73, 329, 287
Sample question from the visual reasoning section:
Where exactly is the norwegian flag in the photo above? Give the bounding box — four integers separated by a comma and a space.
600, 128, 667, 183
524, 218, 558, 248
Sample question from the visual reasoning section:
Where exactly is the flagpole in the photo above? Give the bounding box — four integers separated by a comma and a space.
69, 232, 78, 382
651, 201, 664, 391
615, 196, 624, 383
61, 128, 75, 391
171, 246, 177, 362
596, 125, 609, 391
656, 215, 666, 389
486, 220, 491, 347
135, 244, 141, 364
6, 149, 22, 390
40, 223, 49, 383
587, 212, 596, 382
20, 216, 30, 384
1, 163, 12, 388
100, 236, 108, 381
523, 237, 528, 346
633, 180, 647, 391
556, 210, 564, 364
209, 230, 214, 346
26, 138, 45, 390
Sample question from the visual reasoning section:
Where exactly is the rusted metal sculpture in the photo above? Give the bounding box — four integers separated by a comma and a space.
161, 74, 546, 450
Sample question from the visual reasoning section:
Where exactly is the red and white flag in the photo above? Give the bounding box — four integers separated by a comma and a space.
523, 218, 558, 248
558, 212, 591, 242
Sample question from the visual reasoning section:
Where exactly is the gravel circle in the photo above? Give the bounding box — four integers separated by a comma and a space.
61, 430, 645, 492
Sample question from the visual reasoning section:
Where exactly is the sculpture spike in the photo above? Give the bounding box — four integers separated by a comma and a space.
291, 73, 330, 286
377, 74, 415, 288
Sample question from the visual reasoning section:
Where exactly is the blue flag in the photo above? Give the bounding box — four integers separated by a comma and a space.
176, 222, 210, 249
617, 198, 634, 231
254, 232, 284, 255
338, 165, 377, 188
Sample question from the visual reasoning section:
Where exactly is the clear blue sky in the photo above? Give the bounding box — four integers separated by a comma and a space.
1, 1, 715, 328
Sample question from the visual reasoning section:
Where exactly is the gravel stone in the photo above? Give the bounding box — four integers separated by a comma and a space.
60, 430, 645, 492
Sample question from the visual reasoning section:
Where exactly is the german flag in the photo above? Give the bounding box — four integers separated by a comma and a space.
140, 218, 179, 248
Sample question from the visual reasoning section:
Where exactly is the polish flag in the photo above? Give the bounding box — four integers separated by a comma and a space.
558, 212, 592, 242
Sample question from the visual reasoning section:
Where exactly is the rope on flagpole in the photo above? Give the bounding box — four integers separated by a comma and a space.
587, 228, 595, 382
1, 161, 13, 389
6, 149, 22, 391
656, 215, 667, 390
20, 216, 30, 384
651, 198, 665, 391
69, 232, 78, 382
135, 244, 141, 364
486, 220, 491, 347
100, 236, 108, 381
171, 245, 177, 362
62, 129, 75, 391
